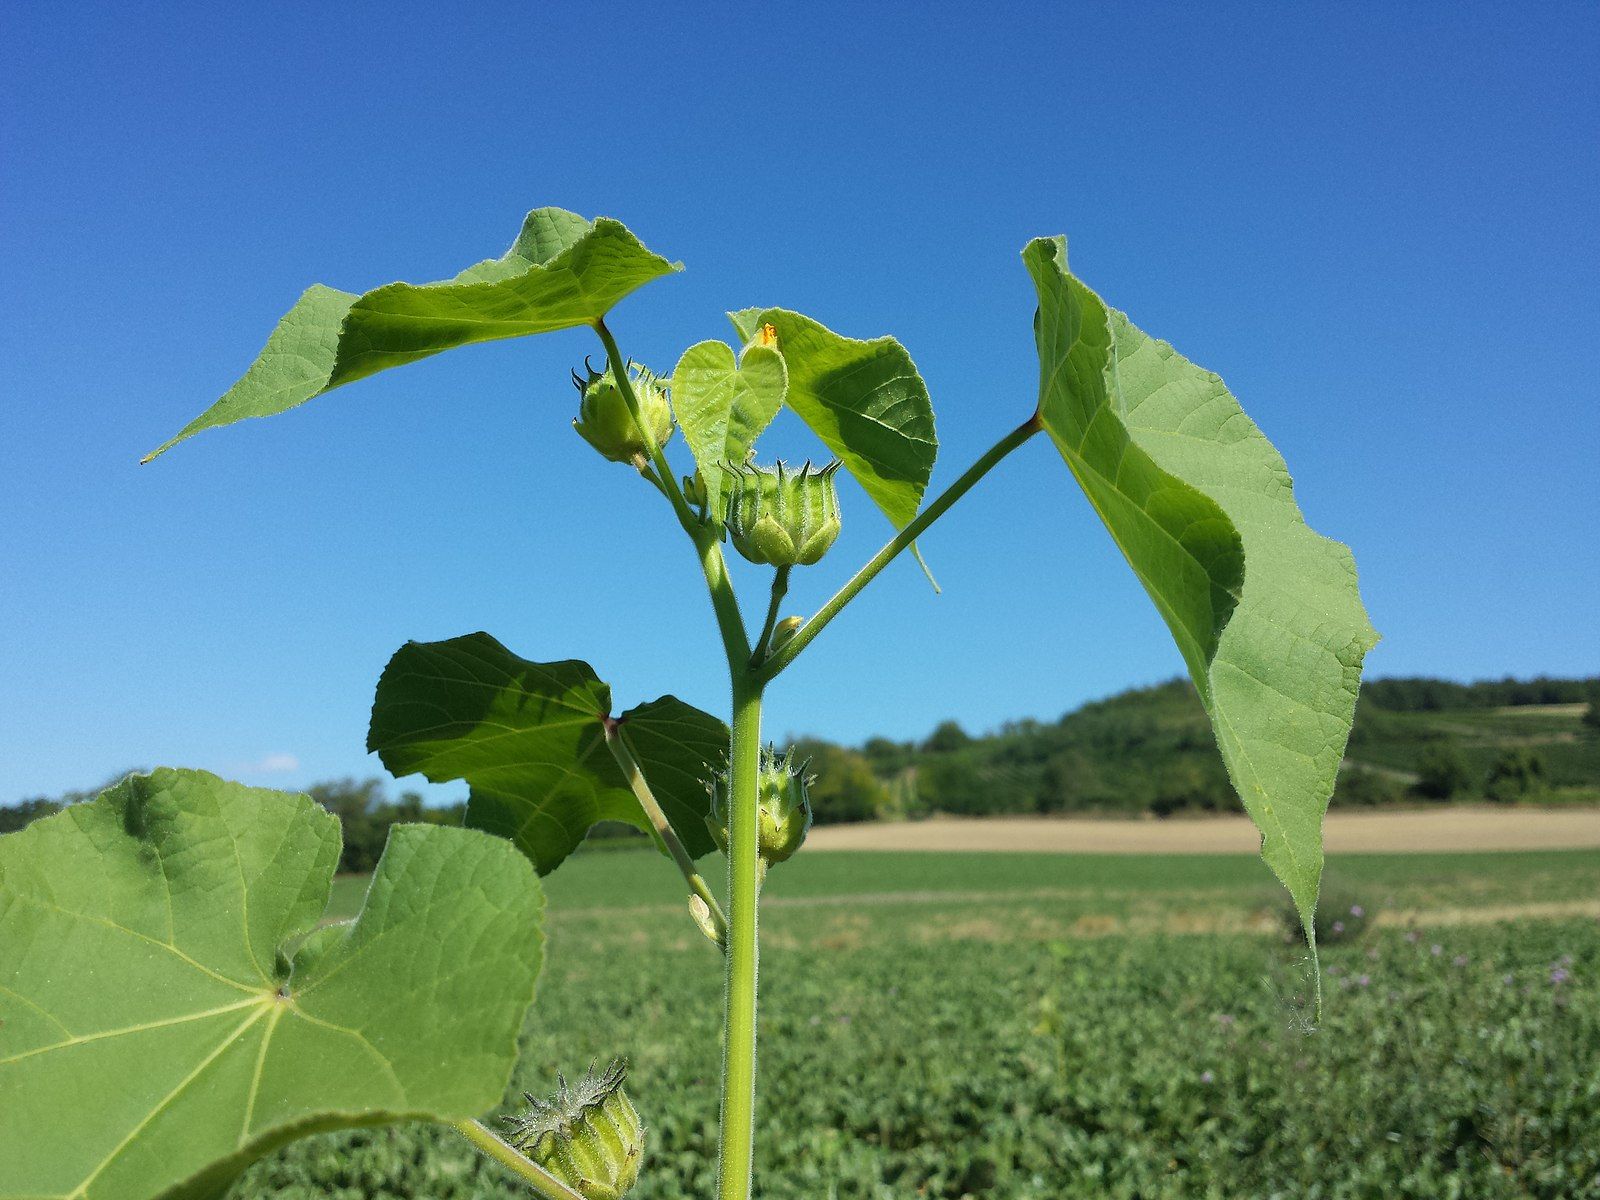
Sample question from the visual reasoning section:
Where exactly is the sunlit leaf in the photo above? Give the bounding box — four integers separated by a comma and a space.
670, 339, 787, 520
728, 308, 937, 528
367, 632, 727, 874
145, 208, 679, 461
1024, 236, 1378, 943
0, 768, 542, 1200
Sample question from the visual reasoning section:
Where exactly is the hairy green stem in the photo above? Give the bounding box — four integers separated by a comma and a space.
716, 681, 763, 1200
594, 318, 752, 666
605, 722, 728, 948
751, 565, 791, 667
449, 1118, 588, 1200
757, 414, 1041, 681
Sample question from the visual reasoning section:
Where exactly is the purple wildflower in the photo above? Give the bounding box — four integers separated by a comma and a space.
1357, 974, 1371, 987
1200, 1071, 1215, 1084
1332, 921, 1345, 935
1350, 905, 1365, 918
1405, 930, 1421, 944
1430, 944, 1443, 957
1551, 967, 1570, 987
1453, 955, 1469, 967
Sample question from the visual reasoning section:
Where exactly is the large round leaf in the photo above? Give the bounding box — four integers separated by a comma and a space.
0, 768, 543, 1200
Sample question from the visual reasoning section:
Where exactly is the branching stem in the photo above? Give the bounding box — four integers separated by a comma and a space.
594, 317, 752, 667
757, 414, 1041, 682
605, 722, 728, 949
751, 566, 791, 667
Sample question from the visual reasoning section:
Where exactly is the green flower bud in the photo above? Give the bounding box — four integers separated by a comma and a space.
505, 1060, 645, 1200
571, 359, 674, 466
724, 460, 842, 567
681, 470, 708, 510
705, 746, 813, 869
769, 615, 803, 653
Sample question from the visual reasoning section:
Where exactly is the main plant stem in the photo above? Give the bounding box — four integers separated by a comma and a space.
595, 318, 1039, 1200
717, 679, 763, 1200
595, 317, 750, 666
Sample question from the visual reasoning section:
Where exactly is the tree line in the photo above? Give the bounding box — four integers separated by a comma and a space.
7, 676, 1597, 854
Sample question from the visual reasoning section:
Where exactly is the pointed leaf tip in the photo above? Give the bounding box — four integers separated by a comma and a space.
147, 210, 677, 460
1025, 237, 1378, 941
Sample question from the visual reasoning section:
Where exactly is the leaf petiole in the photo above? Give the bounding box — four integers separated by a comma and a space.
757, 413, 1041, 682
750, 566, 791, 668
604, 721, 728, 950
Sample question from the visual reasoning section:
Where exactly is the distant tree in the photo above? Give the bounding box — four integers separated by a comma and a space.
1414, 746, 1473, 800
1484, 749, 1546, 803
1584, 699, 1600, 735
1333, 766, 1405, 807
1036, 751, 1118, 813
0, 769, 145, 833
917, 756, 991, 814
921, 720, 972, 754
1362, 675, 1596, 712
1148, 758, 1228, 817
308, 777, 390, 872
0, 797, 62, 834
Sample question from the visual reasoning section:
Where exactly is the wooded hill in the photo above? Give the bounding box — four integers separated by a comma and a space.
6, 676, 1597, 868
810, 675, 1600, 823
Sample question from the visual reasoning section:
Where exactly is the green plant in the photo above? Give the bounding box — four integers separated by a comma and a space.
0, 207, 1376, 1200
1415, 744, 1474, 800
1486, 748, 1548, 803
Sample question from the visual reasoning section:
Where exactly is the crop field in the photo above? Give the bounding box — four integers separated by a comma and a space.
262, 847, 1600, 1199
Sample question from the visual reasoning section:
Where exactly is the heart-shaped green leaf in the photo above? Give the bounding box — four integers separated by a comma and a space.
144, 207, 679, 461
728, 308, 937, 529
1024, 236, 1378, 943
0, 768, 543, 1200
367, 632, 728, 874
669, 339, 787, 520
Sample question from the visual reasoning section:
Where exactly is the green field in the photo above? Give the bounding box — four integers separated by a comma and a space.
260, 847, 1599, 1199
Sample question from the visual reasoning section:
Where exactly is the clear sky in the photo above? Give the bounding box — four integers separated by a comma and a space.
3, 2, 1597, 804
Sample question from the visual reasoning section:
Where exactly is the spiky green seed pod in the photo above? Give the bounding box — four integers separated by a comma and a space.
504, 1060, 644, 1200
724, 460, 842, 567
705, 745, 814, 869
571, 359, 674, 466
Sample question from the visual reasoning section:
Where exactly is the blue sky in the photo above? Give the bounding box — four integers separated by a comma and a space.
3, 2, 1597, 804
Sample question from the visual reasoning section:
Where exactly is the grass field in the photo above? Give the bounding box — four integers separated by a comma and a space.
268, 845, 1599, 1199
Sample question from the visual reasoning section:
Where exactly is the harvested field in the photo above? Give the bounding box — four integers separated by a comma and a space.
805, 806, 1600, 854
